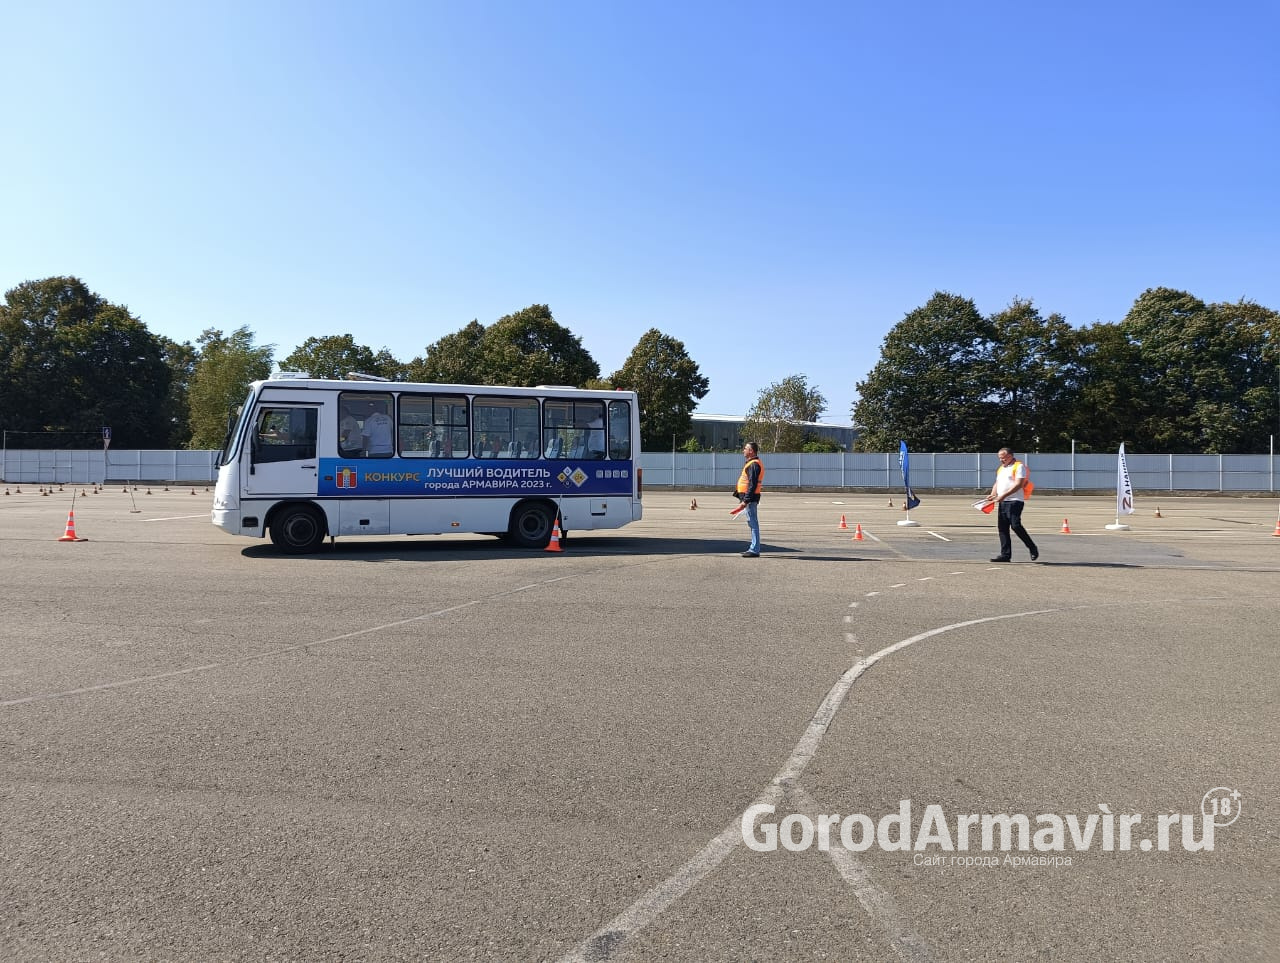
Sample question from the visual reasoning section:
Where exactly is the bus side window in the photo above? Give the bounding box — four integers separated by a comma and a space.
255, 407, 316, 463
608, 401, 631, 459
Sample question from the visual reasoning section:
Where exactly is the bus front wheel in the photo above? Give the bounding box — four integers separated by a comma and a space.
269, 504, 327, 554
508, 501, 554, 549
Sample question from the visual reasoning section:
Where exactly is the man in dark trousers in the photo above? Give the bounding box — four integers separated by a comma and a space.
983, 447, 1039, 562
736, 442, 764, 557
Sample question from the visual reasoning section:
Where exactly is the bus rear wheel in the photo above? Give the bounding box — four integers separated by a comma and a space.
508, 501, 554, 549
269, 504, 327, 554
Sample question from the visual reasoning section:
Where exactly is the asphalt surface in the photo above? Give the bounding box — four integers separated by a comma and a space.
2, 485, 1277, 962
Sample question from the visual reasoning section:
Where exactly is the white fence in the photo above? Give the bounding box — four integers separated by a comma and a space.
2, 448, 1278, 493
635, 450, 1280, 493
0, 449, 220, 486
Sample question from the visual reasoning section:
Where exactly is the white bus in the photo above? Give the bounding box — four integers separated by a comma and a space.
211, 376, 643, 553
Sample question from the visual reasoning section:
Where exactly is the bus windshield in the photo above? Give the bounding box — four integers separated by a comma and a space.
218, 389, 256, 466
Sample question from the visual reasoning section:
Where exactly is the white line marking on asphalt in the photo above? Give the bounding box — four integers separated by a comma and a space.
792, 786, 933, 962
890, 583, 907, 588
865, 592, 880, 597
927, 531, 949, 541
0, 562, 607, 706
556, 607, 1058, 963
917, 577, 935, 582
143, 514, 209, 521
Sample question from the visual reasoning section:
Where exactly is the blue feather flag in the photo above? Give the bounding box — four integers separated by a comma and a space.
899, 441, 921, 510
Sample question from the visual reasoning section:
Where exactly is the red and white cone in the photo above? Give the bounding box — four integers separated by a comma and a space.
58, 510, 87, 542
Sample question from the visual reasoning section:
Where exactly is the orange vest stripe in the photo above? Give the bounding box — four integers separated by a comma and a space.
1008, 460, 1033, 497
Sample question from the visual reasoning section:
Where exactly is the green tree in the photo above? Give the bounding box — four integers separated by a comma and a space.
280, 334, 405, 381
407, 306, 599, 387
1119, 288, 1210, 451
801, 437, 843, 453
187, 327, 273, 449
481, 304, 599, 386
1213, 298, 1280, 452
406, 320, 488, 383
609, 328, 710, 450
987, 299, 1082, 451
1116, 288, 1280, 452
157, 336, 197, 447
0, 277, 172, 447
743, 374, 827, 453
853, 292, 995, 451
1061, 321, 1143, 452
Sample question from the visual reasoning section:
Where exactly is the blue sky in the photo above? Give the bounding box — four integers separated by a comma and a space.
3, 1, 1277, 422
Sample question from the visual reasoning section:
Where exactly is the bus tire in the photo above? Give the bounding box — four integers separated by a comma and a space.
508, 500, 554, 549
269, 503, 327, 554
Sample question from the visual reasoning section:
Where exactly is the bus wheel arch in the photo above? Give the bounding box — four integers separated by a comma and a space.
268, 502, 328, 554
507, 499, 557, 549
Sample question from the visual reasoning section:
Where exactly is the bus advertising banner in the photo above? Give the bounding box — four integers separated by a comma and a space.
318, 458, 634, 497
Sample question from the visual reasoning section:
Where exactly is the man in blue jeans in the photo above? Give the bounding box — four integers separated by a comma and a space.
983, 447, 1039, 562
736, 442, 764, 557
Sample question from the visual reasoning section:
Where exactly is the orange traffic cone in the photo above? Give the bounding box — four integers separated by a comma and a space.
887, 498, 894, 507
546, 520, 564, 552
690, 498, 698, 510
1061, 518, 1071, 534
58, 509, 87, 542
853, 523, 864, 541
838, 514, 848, 530
1154, 506, 1163, 518
1272, 517, 1280, 537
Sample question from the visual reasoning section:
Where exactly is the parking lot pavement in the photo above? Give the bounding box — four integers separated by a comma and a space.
2, 488, 1277, 961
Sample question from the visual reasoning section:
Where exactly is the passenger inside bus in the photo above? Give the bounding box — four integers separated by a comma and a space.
340, 407, 363, 456
361, 401, 395, 457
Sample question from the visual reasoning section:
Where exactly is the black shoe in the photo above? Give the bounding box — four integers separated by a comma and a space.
741, 551, 759, 558
990, 556, 1011, 563
1030, 551, 1039, 561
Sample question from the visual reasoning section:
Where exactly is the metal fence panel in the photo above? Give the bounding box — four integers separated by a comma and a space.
2, 449, 1276, 491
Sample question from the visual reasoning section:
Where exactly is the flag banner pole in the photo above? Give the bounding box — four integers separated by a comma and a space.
897, 440, 921, 527
1106, 442, 1134, 531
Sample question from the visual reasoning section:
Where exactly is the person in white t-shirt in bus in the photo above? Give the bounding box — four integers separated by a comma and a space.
982, 447, 1039, 563
360, 400, 395, 457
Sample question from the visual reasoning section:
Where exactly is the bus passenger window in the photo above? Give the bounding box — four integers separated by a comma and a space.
608, 401, 631, 459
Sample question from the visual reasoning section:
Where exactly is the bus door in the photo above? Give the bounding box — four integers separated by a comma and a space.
244, 404, 319, 496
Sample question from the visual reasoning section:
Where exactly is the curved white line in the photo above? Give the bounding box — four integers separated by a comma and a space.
556, 607, 1059, 963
